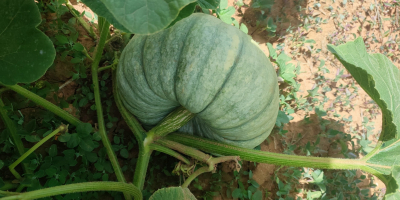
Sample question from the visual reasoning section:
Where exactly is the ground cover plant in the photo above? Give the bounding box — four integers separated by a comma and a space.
1, 0, 400, 199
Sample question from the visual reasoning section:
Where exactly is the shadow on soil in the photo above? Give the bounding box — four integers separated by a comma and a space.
187, 113, 357, 199
239, 0, 308, 44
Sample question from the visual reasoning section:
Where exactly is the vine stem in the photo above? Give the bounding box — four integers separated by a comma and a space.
181, 166, 210, 188
105, 33, 123, 45
114, 86, 151, 190
1, 84, 81, 127
0, 98, 30, 175
65, 1, 97, 39
166, 133, 371, 171
0, 190, 19, 197
8, 125, 67, 179
133, 148, 152, 190
99, 52, 119, 72
98, 64, 113, 72
157, 138, 240, 188
0, 181, 18, 191
181, 155, 240, 188
0, 182, 142, 200
149, 144, 190, 165
113, 70, 150, 190
156, 139, 210, 163
145, 107, 194, 147
91, 18, 130, 200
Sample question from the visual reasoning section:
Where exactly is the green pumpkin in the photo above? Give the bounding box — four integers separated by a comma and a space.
116, 13, 279, 149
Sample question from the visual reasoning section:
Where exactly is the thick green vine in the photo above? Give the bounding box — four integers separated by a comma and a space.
0, 182, 141, 200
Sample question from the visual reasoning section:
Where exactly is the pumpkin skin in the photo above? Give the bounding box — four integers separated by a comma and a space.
116, 13, 279, 149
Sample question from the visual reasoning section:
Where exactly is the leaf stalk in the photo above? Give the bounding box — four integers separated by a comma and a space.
0, 97, 30, 176
8, 125, 67, 179
1, 84, 81, 127
91, 18, 130, 200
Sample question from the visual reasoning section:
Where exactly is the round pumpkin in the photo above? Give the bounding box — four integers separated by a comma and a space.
116, 13, 279, 149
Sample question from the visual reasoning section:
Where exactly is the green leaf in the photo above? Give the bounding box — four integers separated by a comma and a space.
67, 133, 81, 148
307, 191, 322, 199
49, 144, 57, 157
55, 35, 69, 44
57, 132, 71, 142
92, 132, 102, 141
276, 52, 291, 67
85, 152, 98, 163
219, 0, 228, 8
239, 23, 248, 34
307, 86, 319, 97
198, 0, 219, 9
267, 43, 277, 60
79, 137, 96, 152
95, 162, 104, 171
120, 148, 129, 158
149, 187, 196, 200
328, 37, 399, 141
73, 43, 84, 51
275, 110, 290, 127
218, 6, 236, 24
25, 135, 41, 142
249, 179, 259, 188
58, 170, 68, 184
25, 119, 36, 133
102, 173, 109, 181
304, 39, 316, 44
77, 123, 92, 137
276, 52, 296, 85
266, 17, 276, 33
251, 0, 274, 9
168, 2, 197, 27
0, 177, 5, 188
46, 178, 59, 187
252, 190, 262, 200
0, 0, 56, 85
45, 167, 57, 177
81, 0, 196, 34
328, 37, 400, 198
114, 136, 120, 144
0, 160, 3, 170
232, 188, 242, 198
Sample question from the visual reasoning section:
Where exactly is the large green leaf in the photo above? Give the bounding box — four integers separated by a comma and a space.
149, 187, 196, 200
81, 0, 196, 34
328, 37, 399, 141
198, 0, 220, 9
168, 2, 197, 27
0, 0, 56, 85
328, 37, 400, 198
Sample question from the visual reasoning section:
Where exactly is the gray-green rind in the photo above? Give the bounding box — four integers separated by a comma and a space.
116, 13, 279, 149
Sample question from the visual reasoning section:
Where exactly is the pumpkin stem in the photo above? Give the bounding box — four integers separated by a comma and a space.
150, 106, 195, 141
